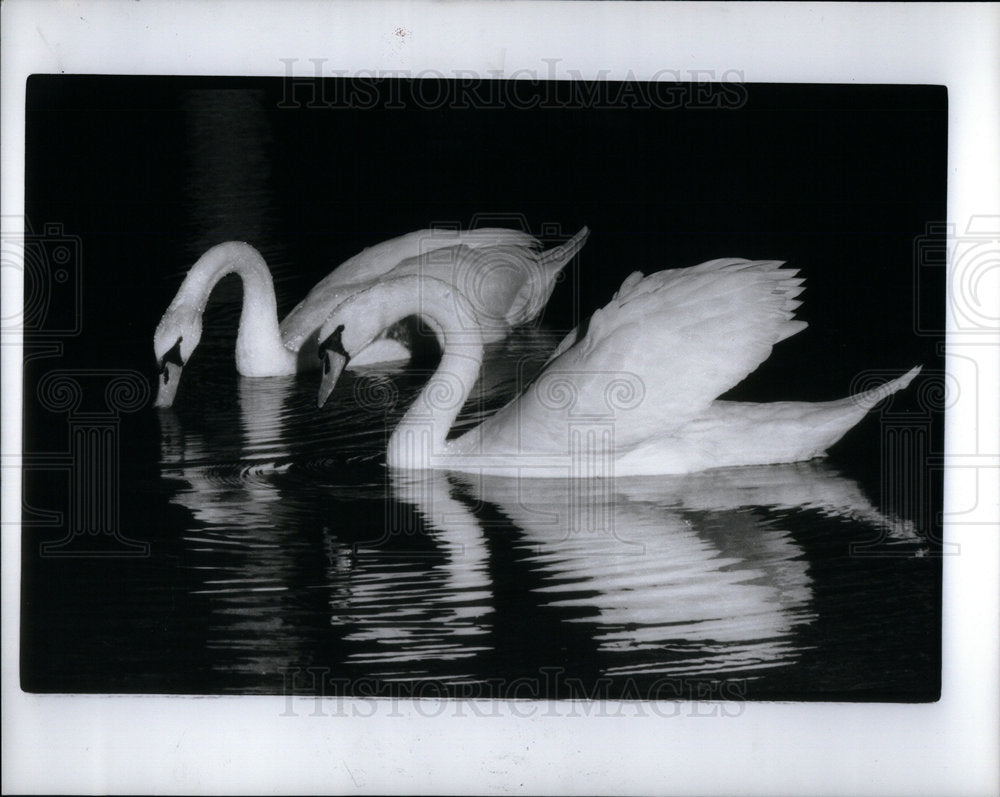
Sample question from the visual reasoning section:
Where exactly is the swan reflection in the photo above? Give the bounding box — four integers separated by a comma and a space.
394, 461, 915, 680
321, 470, 494, 680
157, 340, 920, 689
158, 376, 314, 686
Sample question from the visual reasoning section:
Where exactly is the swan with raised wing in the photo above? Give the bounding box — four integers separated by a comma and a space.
153, 227, 589, 407
316, 257, 921, 476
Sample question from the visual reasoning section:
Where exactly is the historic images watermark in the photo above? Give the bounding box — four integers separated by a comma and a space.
277, 60, 748, 111
279, 666, 748, 718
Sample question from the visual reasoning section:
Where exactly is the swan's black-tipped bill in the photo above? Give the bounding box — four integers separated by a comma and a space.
154, 337, 185, 408
318, 351, 347, 409
155, 362, 183, 408
318, 324, 350, 365
158, 337, 185, 371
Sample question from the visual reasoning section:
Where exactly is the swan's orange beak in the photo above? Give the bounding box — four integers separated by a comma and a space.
154, 362, 183, 408
317, 351, 347, 408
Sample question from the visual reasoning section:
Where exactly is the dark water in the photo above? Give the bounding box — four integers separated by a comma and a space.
22, 324, 941, 699
21, 79, 944, 700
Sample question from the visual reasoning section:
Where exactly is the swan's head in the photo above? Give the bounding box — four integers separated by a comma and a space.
315, 288, 402, 408
315, 313, 377, 409
316, 276, 465, 408
153, 306, 203, 408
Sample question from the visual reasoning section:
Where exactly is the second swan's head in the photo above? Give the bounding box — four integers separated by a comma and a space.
315, 285, 397, 409
153, 303, 204, 408
315, 276, 468, 409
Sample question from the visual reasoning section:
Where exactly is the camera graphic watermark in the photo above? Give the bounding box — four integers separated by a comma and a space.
1, 219, 83, 338
914, 216, 1000, 336
6, 219, 151, 556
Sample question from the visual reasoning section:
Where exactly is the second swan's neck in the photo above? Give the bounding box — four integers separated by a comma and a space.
177, 241, 295, 376
375, 279, 485, 469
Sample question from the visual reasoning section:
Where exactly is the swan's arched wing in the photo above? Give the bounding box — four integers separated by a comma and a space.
549, 259, 808, 421
280, 228, 539, 350
363, 227, 588, 338
327, 228, 539, 287
463, 259, 807, 454
388, 243, 536, 325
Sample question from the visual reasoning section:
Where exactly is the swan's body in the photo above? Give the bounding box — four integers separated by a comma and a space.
153, 227, 588, 406
316, 257, 921, 477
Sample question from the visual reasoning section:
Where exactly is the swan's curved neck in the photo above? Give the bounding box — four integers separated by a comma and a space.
370, 280, 485, 469
174, 242, 293, 375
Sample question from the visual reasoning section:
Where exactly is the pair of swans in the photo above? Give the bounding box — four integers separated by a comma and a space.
153, 227, 589, 407
316, 255, 920, 476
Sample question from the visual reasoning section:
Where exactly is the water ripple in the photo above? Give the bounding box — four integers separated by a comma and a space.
155, 327, 932, 694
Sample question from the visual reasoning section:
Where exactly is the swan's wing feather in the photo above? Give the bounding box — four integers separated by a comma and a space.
320, 227, 539, 288
389, 243, 536, 322
467, 259, 808, 453
542, 325, 583, 366
560, 258, 806, 420
280, 228, 539, 349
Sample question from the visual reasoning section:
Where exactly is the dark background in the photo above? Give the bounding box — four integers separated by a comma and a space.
24, 77, 945, 383
21, 76, 946, 697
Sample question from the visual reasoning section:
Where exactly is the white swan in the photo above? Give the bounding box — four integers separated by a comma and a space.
153, 227, 589, 407
316, 257, 921, 476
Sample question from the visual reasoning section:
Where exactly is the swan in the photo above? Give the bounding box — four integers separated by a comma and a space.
315, 257, 921, 476
153, 226, 589, 407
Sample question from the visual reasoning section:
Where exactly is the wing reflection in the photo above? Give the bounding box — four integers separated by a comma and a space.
405, 461, 913, 680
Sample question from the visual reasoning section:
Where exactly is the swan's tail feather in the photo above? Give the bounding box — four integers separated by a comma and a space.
794, 366, 923, 457
776, 319, 809, 343
850, 365, 923, 411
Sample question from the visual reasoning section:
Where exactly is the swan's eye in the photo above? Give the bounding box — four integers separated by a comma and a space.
318, 324, 351, 365
158, 337, 185, 372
